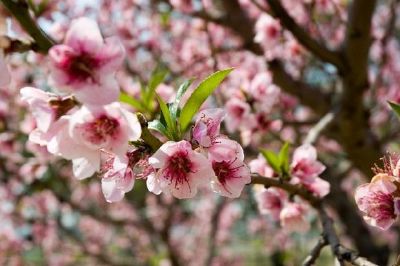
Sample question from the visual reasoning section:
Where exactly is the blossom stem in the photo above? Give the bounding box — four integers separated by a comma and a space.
137, 113, 163, 151
0, 0, 55, 53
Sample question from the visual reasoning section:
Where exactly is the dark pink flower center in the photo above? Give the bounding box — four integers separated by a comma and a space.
366, 192, 396, 221
163, 151, 193, 188
83, 115, 119, 144
212, 159, 243, 192
67, 54, 98, 81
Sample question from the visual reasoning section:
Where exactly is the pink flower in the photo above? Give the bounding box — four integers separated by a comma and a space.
49, 103, 141, 179
208, 138, 251, 198
101, 152, 135, 203
170, 0, 193, 13
147, 140, 214, 199
20, 87, 76, 133
224, 98, 253, 133
254, 14, 281, 45
101, 148, 154, 202
254, 186, 287, 219
355, 174, 400, 230
49, 17, 125, 106
20, 87, 57, 133
249, 73, 280, 113
249, 154, 275, 178
0, 53, 10, 88
303, 177, 330, 198
280, 202, 310, 233
291, 144, 326, 183
192, 108, 225, 148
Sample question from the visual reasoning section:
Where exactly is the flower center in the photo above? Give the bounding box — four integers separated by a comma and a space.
68, 54, 98, 81
368, 192, 396, 220
83, 115, 119, 145
163, 151, 193, 188
212, 159, 243, 186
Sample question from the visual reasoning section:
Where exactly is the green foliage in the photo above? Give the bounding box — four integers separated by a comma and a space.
119, 92, 146, 112
178, 68, 234, 133
260, 142, 291, 178
389, 101, 400, 119
155, 93, 178, 140
120, 66, 168, 114
142, 66, 169, 110
146, 68, 233, 141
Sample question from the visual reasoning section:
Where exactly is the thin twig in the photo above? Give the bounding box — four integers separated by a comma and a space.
302, 236, 328, 266
304, 111, 335, 144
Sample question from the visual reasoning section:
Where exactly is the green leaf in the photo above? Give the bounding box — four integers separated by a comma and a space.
260, 149, 281, 174
155, 94, 177, 139
170, 79, 193, 119
278, 142, 290, 175
179, 68, 234, 133
148, 120, 171, 139
119, 92, 145, 112
389, 101, 400, 119
143, 67, 168, 107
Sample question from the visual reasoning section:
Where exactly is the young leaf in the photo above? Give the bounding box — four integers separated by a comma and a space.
278, 142, 290, 176
389, 101, 400, 119
148, 120, 172, 139
260, 149, 281, 174
155, 93, 177, 139
170, 79, 193, 119
119, 92, 145, 112
143, 67, 168, 107
179, 68, 234, 132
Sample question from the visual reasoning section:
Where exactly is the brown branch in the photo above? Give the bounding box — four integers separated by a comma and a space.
302, 236, 327, 266
0, 0, 54, 53
251, 174, 378, 266
264, 0, 344, 70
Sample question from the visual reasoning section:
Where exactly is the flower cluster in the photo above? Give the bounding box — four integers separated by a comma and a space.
250, 144, 329, 232
21, 18, 142, 202
355, 154, 400, 230
147, 108, 251, 199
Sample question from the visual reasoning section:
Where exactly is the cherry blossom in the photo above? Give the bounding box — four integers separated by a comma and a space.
355, 174, 400, 230
192, 108, 225, 148
147, 140, 214, 199
290, 144, 326, 183
279, 202, 310, 233
208, 138, 251, 198
49, 103, 141, 179
48, 17, 125, 106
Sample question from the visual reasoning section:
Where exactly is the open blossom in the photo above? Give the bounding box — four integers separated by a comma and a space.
249, 154, 275, 178
49, 103, 141, 179
101, 148, 154, 202
224, 98, 254, 133
101, 152, 135, 203
192, 108, 225, 148
355, 173, 400, 230
291, 144, 326, 183
20, 87, 76, 146
249, 73, 280, 113
147, 140, 214, 199
280, 202, 310, 233
49, 17, 125, 106
302, 177, 330, 198
254, 186, 287, 219
208, 138, 251, 198
20, 87, 76, 133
